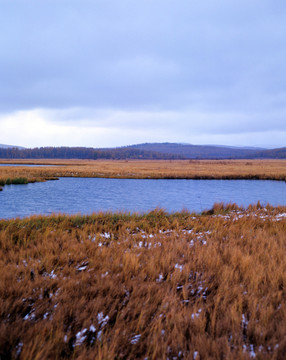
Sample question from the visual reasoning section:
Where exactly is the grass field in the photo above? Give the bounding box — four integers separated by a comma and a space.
0, 159, 286, 187
1, 160, 286, 358
1, 204, 286, 359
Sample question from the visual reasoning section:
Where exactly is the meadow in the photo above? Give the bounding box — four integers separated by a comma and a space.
1, 204, 286, 359
0, 159, 286, 187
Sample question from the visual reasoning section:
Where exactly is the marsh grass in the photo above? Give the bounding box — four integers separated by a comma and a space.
0, 159, 285, 183
1, 205, 286, 359
7, 177, 29, 185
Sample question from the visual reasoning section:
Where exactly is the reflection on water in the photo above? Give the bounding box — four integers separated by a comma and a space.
0, 177, 286, 219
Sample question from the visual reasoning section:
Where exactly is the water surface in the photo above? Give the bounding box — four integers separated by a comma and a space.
0, 178, 285, 219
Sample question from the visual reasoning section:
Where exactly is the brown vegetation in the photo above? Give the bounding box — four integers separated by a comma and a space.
0, 159, 286, 186
1, 204, 286, 359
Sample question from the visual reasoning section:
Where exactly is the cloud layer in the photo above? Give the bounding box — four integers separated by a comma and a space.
0, 0, 285, 147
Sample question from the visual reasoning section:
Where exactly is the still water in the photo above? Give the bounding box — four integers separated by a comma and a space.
0, 177, 285, 219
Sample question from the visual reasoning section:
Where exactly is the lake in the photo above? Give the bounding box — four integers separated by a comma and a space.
0, 177, 286, 219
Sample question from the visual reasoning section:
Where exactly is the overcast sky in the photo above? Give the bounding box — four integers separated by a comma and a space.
1, 0, 286, 148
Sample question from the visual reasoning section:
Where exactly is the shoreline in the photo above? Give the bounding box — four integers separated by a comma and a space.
1, 202, 286, 222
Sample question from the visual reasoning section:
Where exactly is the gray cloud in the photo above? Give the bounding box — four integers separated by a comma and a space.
0, 0, 286, 146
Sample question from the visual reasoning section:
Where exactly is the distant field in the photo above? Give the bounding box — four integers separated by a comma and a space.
1, 204, 286, 359
0, 159, 286, 187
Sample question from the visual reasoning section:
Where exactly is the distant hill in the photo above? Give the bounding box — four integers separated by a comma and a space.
247, 147, 286, 159
0, 144, 25, 149
0, 143, 285, 159
126, 143, 266, 159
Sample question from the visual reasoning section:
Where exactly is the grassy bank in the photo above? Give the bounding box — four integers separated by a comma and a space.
0, 177, 29, 186
0, 170, 59, 188
1, 204, 286, 359
0, 159, 286, 182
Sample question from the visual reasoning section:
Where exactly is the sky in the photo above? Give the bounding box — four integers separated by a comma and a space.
0, 0, 286, 149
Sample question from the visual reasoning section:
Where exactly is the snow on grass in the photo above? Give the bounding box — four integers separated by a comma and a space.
97, 312, 109, 327
242, 314, 249, 329
175, 263, 184, 272
191, 309, 202, 320
76, 261, 89, 272
130, 334, 141, 344
73, 325, 97, 346
15, 342, 23, 357
100, 232, 111, 239
42, 270, 57, 279
75, 329, 88, 346
274, 213, 286, 221
43, 312, 49, 320
24, 310, 35, 321
90, 324, 96, 332
77, 265, 88, 271
156, 274, 164, 282
88, 234, 96, 242
243, 344, 256, 358
193, 351, 199, 359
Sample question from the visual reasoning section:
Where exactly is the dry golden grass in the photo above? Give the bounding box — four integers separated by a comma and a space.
0, 160, 286, 185
1, 204, 286, 359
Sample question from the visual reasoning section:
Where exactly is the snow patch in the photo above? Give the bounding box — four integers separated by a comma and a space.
75, 329, 87, 346
175, 263, 184, 272
131, 334, 141, 344
15, 342, 23, 356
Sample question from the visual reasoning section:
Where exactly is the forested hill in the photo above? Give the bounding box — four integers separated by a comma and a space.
127, 143, 265, 159
0, 146, 182, 160
0, 143, 285, 159
247, 147, 286, 159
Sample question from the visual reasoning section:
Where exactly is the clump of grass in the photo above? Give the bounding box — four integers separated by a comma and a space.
0, 205, 286, 359
10, 177, 29, 185
0, 177, 32, 187
202, 202, 242, 215
5, 177, 29, 185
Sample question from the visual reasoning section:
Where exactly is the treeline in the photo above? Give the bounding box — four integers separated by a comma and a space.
0, 147, 182, 160
0, 144, 285, 160
248, 147, 286, 159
